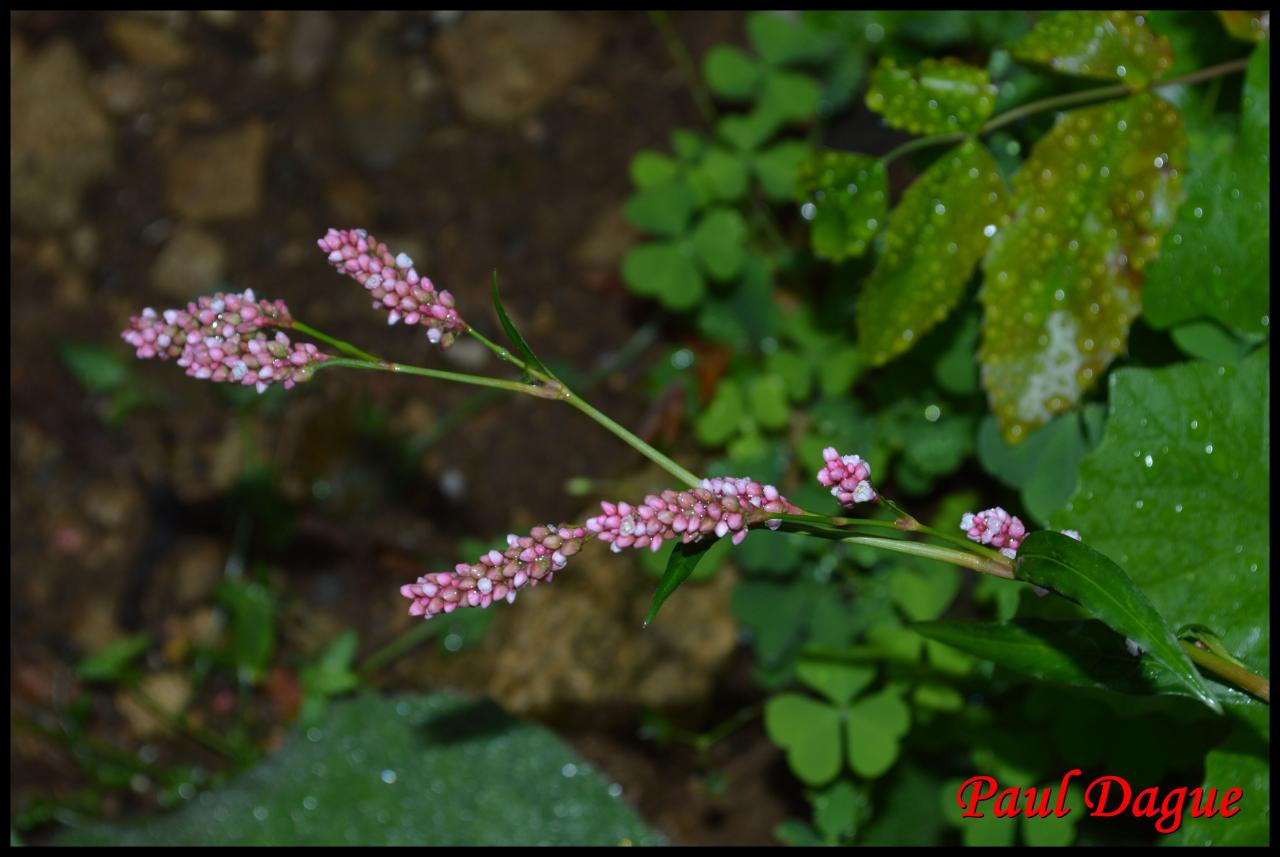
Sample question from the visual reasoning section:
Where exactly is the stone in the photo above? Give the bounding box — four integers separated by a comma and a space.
10, 39, 116, 231
433, 11, 601, 125
149, 225, 228, 299
166, 120, 269, 221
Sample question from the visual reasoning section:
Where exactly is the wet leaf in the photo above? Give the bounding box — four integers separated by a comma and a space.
857, 141, 1006, 365
703, 44, 762, 100
1143, 41, 1270, 338
797, 150, 888, 262
1053, 348, 1270, 678
1216, 10, 1270, 43
58, 693, 660, 845
865, 58, 996, 135
1171, 704, 1270, 845
979, 93, 1186, 442
1009, 11, 1174, 85
1015, 531, 1220, 711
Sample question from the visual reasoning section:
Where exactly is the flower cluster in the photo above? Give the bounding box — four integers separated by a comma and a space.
960, 507, 1082, 559
816, 447, 876, 507
400, 524, 586, 619
585, 476, 799, 553
121, 290, 327, 392
318, 228, 468, 348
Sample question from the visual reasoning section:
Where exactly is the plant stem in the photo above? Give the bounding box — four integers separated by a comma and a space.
844, 535, 1016, 579
878, 56, 1252, 167
315, 357, 551, 397
564, 391, 701, 488
290, 320, 383, 363
359, 620, 442, 679
1181, 641, 1271, 704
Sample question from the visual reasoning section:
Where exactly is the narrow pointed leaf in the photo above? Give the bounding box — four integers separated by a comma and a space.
858, 141, 1006, 366
1014, 531, 1220, 711
979, 93, 1186, 442
1009, 11, 1174, 85
491, 272, 551, 378
797, 151, 888, 262
644, 537, 716, 626
865, 58, 996, 135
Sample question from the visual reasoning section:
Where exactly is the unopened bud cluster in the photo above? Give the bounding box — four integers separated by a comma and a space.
959, 508, 1082, 559
585, 476, 799, 552
400, 524, 586, 619
318, 228, 467, 348
121, 290, 326, 393
816, 447, 876, 506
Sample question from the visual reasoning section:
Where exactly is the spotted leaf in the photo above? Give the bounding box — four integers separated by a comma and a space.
1010, 12, 1174, 86
858, 141, 1007, 366
865, 58, 996, 135
797, 150, 888, 262
979, 93, 1186, 442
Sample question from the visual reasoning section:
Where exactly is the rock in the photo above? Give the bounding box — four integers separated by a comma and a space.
149, 225, 227, 299
107, 16, 191, 70
433, 11, 601, 125
166, 120, 269, 221
10, 39, 116, 231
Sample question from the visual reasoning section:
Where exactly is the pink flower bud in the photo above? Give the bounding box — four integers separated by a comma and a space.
815, 447, 876, 507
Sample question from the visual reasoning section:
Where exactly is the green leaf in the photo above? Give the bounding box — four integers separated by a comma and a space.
716, 108, 780, 152
694, 378, 745, 446
797, 151, 888, 262
774, 818, 825, 846
628, 150, 678, 189
796, 650, 875, 706
753, 140, 811, 202
58, 693, 660, 846
808, 780, 865, 843
765, 349, 812, 402
703, 45, 762, 100
756, 69, 823, 125
1216, 10, 1270, 43
1169, 321, 1258, 364
1171, 705, 1270, 845
1054, 348, 1270, 677
78, 634, 152, 683
746, 12, 831, 66
621, 241, 704, 311
979, 93, 1187, 442
1143, 42, 1270, 338
299, 630, 360, 697
215, 580, 276, 685
1014, 531, 1220, 711
60, 342, 133, 393
747, 373, 790, 431
490, 272, 551, 379
765, 693, 843, 785
888, 565, 960, 622
857, 141, 1006, 366
977, 411, 1092, 526
690, 207, 748, 281
845, 688, 910, 778
865, 58, 996, 135
670, 128, 707, 162
1009, 11, 1174, 85
623, 179, 699, 237
692, 147, 749, 202
644, 538, 716, 627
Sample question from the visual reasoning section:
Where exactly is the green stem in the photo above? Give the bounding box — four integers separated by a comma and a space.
565, 391, 701, 488
316, 357, 551, 397
1181, 641, 1271, 704
289, 320, 383, 363
359, 620, 442, 679
843, 536, 1016, 579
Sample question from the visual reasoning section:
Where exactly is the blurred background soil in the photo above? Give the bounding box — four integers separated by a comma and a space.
10, 11, 800, 844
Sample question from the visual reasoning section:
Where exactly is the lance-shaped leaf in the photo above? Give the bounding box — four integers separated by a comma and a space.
491, 272, 551, 378
797, 150, 888, 262
858, 141, 1006, 366
1014, 531, 1220, 712
1009, 11, 1174, 86
1053, 348, 1270, 677
1143, 41, 1270, 338
865, 58, 996, 135
979, 93, 1186, 442
644, 537, 716, 626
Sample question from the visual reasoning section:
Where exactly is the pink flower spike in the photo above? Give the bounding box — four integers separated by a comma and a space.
317, 228, 468, 349
815, 447, 876, 508
399, 523, 588, 621
960, 507, 1027, 554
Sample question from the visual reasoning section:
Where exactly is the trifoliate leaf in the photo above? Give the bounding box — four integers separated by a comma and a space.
692, 147, 750, 202
765, 693, 843, 785
746, 12, 832, 66
621, 241, 704, 311
690, 207, 748, 281
1009, 11, 1174, 86
797, 151, 887, 262
865, 58, 996, 135
694, 378, 746, 446
756, 69, 823, 125
628, 150, 679, 190
747, 373, 791, 431
753, 140, 812, 202
845, 688, 911, 778
796, 650, 875, 706
703, 44, 762, 100
623, 179, 699, 237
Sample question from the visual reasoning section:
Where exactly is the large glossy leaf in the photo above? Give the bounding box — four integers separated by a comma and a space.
58, 693, 660, 846
797, 151, 888, 262
1171, 704, 1270, 845
644, 537, 716, 626
857, 141, 1006, 366
865, 58, 996, 135
1015, 531, 1220, 711
979, 93, 1186, 442
1143, 41, 1270, 338
1009, 11, 1174, 85
1053, 348, 1269, 678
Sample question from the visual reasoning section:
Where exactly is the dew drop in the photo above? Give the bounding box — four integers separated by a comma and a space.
1143, 454, 1153, 467
381, 769, 398, 784
1204, 444, 1214, 454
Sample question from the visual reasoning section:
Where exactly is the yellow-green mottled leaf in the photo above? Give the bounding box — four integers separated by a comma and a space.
865, 58, 997, 135
797, 151, 888, 262
979, 93, 1186, 442
1216, 10, 1270, 43
1010, 11, 1174, 85
858, 141, 1007, 366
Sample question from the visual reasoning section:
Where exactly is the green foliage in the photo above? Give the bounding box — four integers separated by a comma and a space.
215, 580, 276, 685
1172, 704, 1270, 845
645, 538, 716, 626
1009, 11, 1174, 85
78, 635, 152, 684
866, 58, 996, 134
796, 151, 887, 261
57, 693, 660, 846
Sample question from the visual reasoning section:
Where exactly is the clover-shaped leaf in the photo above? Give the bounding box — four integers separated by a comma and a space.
857, 141, 1006, 366
690, 207, 748, 281
694, 377, 746, 446
746, 11, 832, 66
796, 650, 876, 705
845, 688, 911, 778
747, 373, 791, 431
797, 150, 888, 262
703, 44, 762, 100
623, 179, 699, 237
865, 58, 996, 135
691, 147, 750, 203
628, 150, 678, 190
1009, 11, 1174, 86
757, 69, 823, 125
979, 93, 1186, 441
765, 693, 844, 785
621, 241, 704, 311
753, 139, 811, 201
